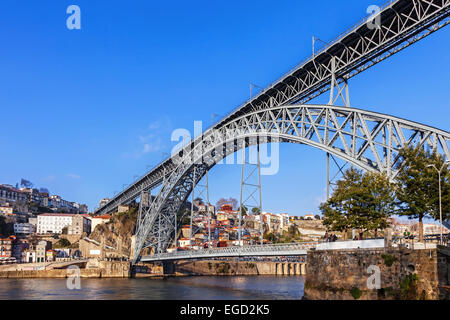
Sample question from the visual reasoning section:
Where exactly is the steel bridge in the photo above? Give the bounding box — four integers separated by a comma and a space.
140, 243, 317, 262
93, 0, 450, 264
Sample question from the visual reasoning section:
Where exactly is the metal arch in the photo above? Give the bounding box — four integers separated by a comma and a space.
132, 104, 450, 263
95, 0, 450, 217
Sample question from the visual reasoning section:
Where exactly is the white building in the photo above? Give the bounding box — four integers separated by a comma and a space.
178, 238, 190, 248
423, 223, 450, 235
48, 195, 74, 211
37, 213, 92, 235
38, 214, 74, 234
91, 214, 111, 232
276, 213, 290, 229
37, 213, 91, 235
99, 198, 111, 208
14, 223, 36, 235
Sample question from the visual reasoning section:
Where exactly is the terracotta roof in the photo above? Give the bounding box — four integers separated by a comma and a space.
93, 214, 111, 220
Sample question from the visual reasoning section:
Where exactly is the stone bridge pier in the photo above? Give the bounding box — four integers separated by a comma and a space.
275, 262, 306, 275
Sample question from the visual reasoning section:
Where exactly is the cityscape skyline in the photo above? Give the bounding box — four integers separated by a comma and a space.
1, 0, 449, 216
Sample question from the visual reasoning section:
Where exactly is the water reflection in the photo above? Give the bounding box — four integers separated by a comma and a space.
0, 276, 304, 300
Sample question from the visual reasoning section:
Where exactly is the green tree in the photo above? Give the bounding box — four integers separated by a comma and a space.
321, 168, 363, 239
55, 238, 71, 248
281, 225, 300, 243
194, 197, 203, 204
264, 233, 277, 242
360, 171, 396, 237
0, 216, 11, 235
320, 168, 395, 239
238, 206, 248, 215
181, 212, 191, 226
251, 207, 261, 214
395, 146, 450, 242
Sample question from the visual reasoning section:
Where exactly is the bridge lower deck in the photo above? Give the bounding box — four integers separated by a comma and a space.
140, 243, 315, 262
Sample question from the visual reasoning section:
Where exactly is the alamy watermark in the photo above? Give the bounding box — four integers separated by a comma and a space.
366, 5, 381, 30
66, 5, 81, 30
366, 265, 381, 289
66, 265, 81, 290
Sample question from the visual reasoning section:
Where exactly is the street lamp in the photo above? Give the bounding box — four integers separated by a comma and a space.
427, 160, 450, 245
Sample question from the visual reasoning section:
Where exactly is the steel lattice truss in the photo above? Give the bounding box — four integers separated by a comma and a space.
217, 0, 450, 122
95, 0, 450, 217
132, 104, 450, 263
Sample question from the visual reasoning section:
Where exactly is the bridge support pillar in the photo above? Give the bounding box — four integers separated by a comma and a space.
162, 261, 175, 275
300, 263, 306, 275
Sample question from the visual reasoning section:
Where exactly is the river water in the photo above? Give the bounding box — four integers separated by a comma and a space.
0, 276, 304, 300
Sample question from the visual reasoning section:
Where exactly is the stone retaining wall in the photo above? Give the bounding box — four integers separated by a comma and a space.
0, 261, 131, 278
304, 246, 450, 300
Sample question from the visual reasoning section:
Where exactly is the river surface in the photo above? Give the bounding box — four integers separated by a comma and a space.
0, 276, 305, 300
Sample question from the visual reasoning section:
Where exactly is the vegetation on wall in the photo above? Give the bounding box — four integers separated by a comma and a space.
54, 238, 71, 248
381, 254, 397, 267
350, 287, 362, 300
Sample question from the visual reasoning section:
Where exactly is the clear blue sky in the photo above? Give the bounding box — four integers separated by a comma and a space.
1, 0, 449, 216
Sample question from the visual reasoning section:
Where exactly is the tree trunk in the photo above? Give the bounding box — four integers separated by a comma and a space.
419, 216, 424, 243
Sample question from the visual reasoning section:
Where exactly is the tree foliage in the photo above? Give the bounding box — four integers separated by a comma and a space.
55, 238, 71, 248
251, 207, 261, 214
215, 197, 238, 210
0, 216, 13, 236
320, 168, 395, 238
194, 197, 203, 205
238, 206, 248, 215
264, 233, 277, 242
20, 178, 33, 188
395, 146, 450, 241
39, 187, 50, 194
